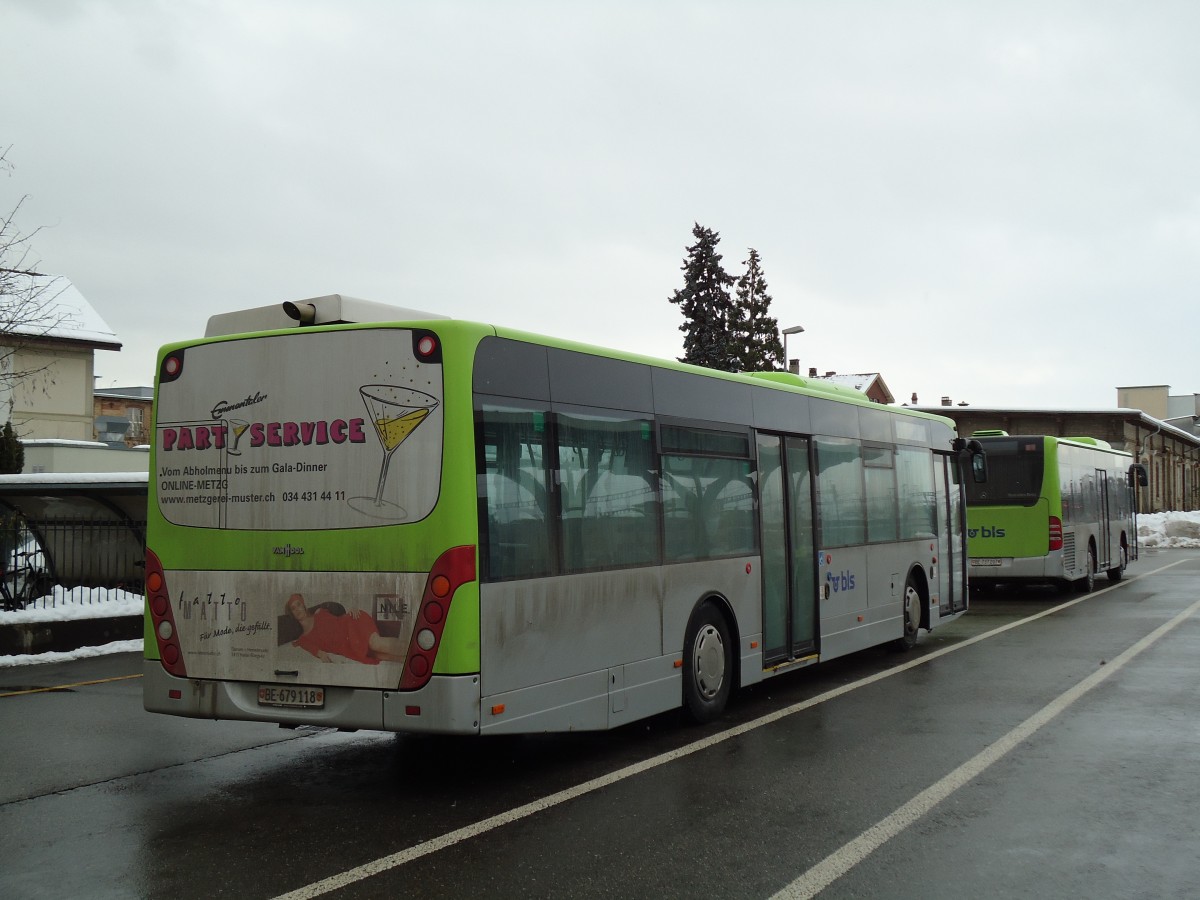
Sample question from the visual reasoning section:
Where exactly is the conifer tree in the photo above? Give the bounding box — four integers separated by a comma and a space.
668, 223, 736, 371
0, 420, 22, 474
731, 248, 785, 372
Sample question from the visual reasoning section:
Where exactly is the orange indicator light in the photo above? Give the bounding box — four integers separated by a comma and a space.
491, 704, 506, 715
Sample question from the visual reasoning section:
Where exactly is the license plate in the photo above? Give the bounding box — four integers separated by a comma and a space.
970, 558, 1002, 567
258, 685, 325, 708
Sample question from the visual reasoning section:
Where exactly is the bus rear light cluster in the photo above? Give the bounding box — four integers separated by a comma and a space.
398, 545, 477, 691
145, 548, 187, 678
1048, 516, 1064, 552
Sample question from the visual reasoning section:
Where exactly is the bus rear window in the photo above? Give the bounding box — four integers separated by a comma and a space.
965, 438, 1044, 506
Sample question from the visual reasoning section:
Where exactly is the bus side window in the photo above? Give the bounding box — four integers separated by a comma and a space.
660, 424, 756, 562
479, 404, 554, 581
814, 437, 866, 548
896, 446, 936, 539
557, 412, 659, 572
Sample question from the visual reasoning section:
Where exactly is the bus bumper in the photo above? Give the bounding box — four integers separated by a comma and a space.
968, 553, 1064, 584
142, 660, 482, 734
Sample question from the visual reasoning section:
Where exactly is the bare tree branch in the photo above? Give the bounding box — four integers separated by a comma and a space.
0, 144, 80, 403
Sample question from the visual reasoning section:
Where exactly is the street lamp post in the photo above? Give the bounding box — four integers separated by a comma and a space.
782, 325, 805, 374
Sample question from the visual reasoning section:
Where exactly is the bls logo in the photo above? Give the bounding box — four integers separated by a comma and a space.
826, 570, 856, 592
968, 526, 1006, 538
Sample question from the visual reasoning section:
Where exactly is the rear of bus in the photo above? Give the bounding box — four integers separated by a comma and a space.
964, 434, 1065, 587
143, 299, 483, 733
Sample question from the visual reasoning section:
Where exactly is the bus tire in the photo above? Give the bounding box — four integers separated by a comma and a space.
682, 601, 733, 724
1106, 543, 1127, 583
892, 575, 922, 651
1077, 545, 1096, 593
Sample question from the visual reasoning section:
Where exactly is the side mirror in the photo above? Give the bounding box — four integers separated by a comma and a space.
953, 437, 988, 483
1129, 463, 1148, 487
971, 450, 988, 484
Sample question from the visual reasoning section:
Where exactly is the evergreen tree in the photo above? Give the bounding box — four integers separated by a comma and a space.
669, 223, 736, 371
0, 420, 22, 474
731, 248, 785, 372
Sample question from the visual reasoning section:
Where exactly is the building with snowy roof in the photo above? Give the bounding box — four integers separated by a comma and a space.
1, 277, 122, 443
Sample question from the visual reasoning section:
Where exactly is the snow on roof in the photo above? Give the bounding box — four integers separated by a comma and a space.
0, 471, 148, 486
813, 373, 876, 392
94, 386, 153, 400
9, 277, 121, 350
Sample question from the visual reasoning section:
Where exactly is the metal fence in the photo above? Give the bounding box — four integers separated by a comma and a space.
0, 517, 145, 612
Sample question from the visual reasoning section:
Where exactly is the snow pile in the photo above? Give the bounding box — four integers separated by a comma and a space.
1137, 511, 1200, 549
0, 586, 144, 624
0, 639, 143, 668
0, 586, 144, 668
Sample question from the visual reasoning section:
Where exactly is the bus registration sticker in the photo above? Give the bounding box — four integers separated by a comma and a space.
258, 685, 325, 709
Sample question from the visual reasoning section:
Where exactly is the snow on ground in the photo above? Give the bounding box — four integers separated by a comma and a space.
0, 639, 143, 668
1137, 511, 1200, 548
1, 512, 1198, 668
0, 586, 144, 668
0, 587, 144, 624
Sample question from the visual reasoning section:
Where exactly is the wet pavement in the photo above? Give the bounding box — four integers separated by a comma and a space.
1, 548, 1197, 899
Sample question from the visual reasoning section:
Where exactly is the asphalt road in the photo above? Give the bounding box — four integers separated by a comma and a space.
2, 548, 1198, 899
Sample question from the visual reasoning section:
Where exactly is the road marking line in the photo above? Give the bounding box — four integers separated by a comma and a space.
0, 672, 142, 698
271, 558, 1192, 900
771, 591, 1200, 899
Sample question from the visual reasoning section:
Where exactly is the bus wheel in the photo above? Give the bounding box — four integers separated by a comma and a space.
892, 576, 921, 651
1077, 546, 1096, 593
1106, 544, 1127, 583
683, 601, 733, 724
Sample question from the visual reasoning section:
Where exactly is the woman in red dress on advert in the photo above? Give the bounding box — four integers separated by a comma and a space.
286, 593, 406, 664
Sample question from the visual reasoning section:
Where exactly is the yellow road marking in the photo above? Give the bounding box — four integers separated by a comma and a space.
0, 673, 142, 698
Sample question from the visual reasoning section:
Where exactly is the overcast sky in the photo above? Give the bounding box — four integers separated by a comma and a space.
4, 1, 1198, 409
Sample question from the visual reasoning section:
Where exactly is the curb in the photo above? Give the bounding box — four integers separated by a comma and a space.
0, 616, 143, 656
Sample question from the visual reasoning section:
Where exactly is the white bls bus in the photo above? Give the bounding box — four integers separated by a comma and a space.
144, 295, 986, 734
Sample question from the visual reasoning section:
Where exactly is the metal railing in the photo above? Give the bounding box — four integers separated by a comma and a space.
0, 517, 145, 612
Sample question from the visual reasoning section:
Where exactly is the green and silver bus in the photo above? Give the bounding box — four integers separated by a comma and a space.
143, 295, 984, 734
964, 432, 1144, 592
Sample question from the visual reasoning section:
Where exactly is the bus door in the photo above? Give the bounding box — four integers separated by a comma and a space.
757, 434, 818, 665
934, 451, 968, 614
1096, 468, 1112, 568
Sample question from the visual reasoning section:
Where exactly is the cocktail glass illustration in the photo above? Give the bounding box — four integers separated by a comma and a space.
226, 419, 250, 455
349, 385, 438, 518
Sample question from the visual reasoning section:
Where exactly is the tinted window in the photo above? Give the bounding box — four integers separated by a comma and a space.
558, 411, 659, 571
965, 438, 1044, 506
863, 445, 898, 542
815, 437, 865, 547
478, 404, 554, 581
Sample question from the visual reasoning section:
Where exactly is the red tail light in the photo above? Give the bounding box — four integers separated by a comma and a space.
145, 548, 187, 677
399, 545, 477, 691
1048, 516, 1063, 552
